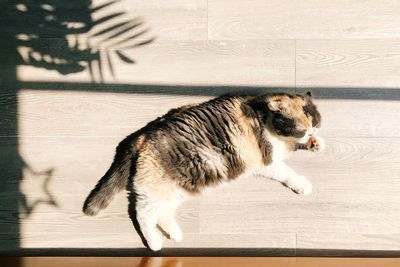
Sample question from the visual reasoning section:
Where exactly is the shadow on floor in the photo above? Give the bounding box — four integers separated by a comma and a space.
18, 81, 400, 100
0, 0, 153, 254
1, 247, 400, 257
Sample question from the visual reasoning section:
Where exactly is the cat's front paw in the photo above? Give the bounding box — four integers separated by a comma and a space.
287, 176, 312, 195
297, 179, 313, 195
307, 136, 325, 153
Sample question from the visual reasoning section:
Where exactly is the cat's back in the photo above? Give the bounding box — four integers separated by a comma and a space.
147, 95, 245, 141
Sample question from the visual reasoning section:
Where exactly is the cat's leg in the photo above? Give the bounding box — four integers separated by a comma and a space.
296, 136, 325, 152
257, 161, 312, 195
157, 196, 183, 242
135, 192, 164, 251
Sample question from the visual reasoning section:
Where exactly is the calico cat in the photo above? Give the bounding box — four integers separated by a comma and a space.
83, 92, 325, 251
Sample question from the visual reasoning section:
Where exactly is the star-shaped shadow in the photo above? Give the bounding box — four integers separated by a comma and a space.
19, 160, 58, 219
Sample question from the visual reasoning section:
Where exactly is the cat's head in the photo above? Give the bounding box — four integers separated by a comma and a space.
252, 92, 321, 141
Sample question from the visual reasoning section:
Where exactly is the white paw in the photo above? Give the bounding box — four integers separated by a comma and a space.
147, 234, 163, 251
169, 224, 183, 242
299, 179, 313, 195
159, 220, 183, 242
308, 136, 325, 153
287, 176, 312, 195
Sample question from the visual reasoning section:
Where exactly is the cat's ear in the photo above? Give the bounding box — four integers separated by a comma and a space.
267, 99, 284, 112
305, 91, 312, 98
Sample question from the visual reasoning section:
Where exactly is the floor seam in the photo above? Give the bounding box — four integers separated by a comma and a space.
294, 39, 297, 93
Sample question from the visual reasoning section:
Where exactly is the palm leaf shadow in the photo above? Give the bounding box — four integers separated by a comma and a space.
14, 0, 155, 82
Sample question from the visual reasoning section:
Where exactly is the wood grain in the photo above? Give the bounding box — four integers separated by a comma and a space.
208, 0, 400, 39
296, 40, 400, 88
15, 90, 209, 137
297, 233, 400, 251
17, 40, 295, 85
0, 133, 398, 248
8, 257, 400, 267
5, 92, 399, 137
199, 165, 400, 235
122, 0, 208, 40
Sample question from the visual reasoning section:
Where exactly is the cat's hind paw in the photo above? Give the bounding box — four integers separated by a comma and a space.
158, 220, 183, 242
146, 234, 163, 251
169, 224, 183, 242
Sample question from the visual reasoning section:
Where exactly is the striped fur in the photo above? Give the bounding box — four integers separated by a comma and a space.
83, 92, 323, 251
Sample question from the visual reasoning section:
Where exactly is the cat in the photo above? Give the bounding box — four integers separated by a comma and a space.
82, 92, 325, 251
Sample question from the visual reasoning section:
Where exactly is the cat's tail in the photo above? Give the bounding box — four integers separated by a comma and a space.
82, 136, 138, 216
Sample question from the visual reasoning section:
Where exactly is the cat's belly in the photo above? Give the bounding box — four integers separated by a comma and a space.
237, 138, 265, 170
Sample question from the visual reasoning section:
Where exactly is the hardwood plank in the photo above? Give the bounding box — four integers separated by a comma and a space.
296, 40, 400, 88
0, 136, 395, 183
1, 230, 295, 250
310, 99, 400, 137
289, 137, 400, 166
297, 233, 400, 251
16, 230, 294, 250
3, 257, 400, 267
5, 257, 400, 267
5, 92, 398, 138
4, 0, 206, 40
14, 91, 210, 137
121, 0, 207, 40
16, 40, 295, 85
208, 0, 400, 39
297, 258, 400, 266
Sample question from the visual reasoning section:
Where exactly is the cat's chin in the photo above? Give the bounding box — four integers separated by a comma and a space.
298, 136, 310, 144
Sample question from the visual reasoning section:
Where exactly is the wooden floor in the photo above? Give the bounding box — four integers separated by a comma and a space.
1, 0, 400, 255
2, 257, 400, 267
